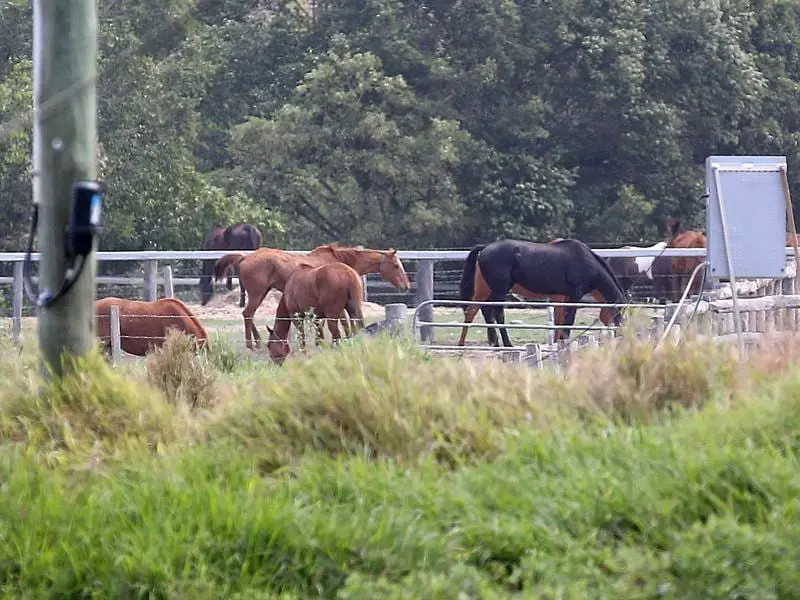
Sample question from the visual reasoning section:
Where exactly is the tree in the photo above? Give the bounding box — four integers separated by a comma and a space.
230, 46, 476, 247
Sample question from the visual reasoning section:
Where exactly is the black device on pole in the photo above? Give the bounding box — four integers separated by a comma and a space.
23, 180, 104, 307
67, 180, 103, 258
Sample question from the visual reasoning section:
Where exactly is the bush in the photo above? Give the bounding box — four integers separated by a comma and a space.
146, 330, 218, 409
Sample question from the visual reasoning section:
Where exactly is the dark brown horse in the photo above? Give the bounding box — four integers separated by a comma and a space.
459, 250, 621, 344
199, 223, 262, 308
457, 238, 627, 347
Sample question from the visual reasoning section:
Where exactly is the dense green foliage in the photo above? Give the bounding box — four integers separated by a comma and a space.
0, 330, 799, 597
2, 0, 800, 249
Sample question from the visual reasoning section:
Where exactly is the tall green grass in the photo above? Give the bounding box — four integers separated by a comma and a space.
0, 329, 797, 598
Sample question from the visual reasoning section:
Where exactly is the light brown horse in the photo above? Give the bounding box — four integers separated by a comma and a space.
457, 239, 622, 346
265, 262, 366, 365
213, 244, 409, 349
664, 218, 707, 301
95, 297, 209, 357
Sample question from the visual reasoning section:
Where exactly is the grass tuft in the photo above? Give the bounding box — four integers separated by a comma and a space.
205, 336, 553, 469
0, 350, 177, 465
146, 330, 218, 409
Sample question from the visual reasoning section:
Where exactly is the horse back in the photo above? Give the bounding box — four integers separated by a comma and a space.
95, 297, 207, 353
224, 223, 262, 250
203, 226, 227, 250
671, 230, 706, 248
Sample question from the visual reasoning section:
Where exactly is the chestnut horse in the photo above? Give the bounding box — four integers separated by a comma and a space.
663, 218, 707, 302
457, 238, 627, 347
213, 244, 410, 349
199, 223, 262, 308
265, 262, 366, 365
95, 297, 209, 357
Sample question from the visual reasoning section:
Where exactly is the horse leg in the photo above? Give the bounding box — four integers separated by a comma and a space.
242, 289, 268, 349
482, 282, 513, 347
482, 299, 510, 347
326, 314, 343, 343
558, 288, 584, 341
494, 306, 514, 347
458, 270, 493, 346
338, 309, 352, 338
457, 305, 482, 346
476, 306, 500, 346
552, 306, 567, 342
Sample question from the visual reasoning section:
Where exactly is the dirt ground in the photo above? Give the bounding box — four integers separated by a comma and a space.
184, 288, 388, 323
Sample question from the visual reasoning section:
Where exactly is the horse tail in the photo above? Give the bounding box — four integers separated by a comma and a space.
251, 225, 262, 249
459, 245, 486, 305
346, 275, 365, 331
214, 253, 245, 282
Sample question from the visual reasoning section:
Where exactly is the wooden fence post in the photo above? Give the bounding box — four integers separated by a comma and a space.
385, 303, 407, 335
546, 306, 555, 344
143, 260, 158, 301
110, 304, 121, 364
163, 265, 174, 299
524, 343, 543, 368
415, 259, 435, 343
502, 349, 523, 363
12, 262, 23, 344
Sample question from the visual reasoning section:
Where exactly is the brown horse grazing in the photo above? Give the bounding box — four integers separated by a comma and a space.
95, 297, 209, 357
458, 239, 623, 345
457, 238, 627, 347
214, 244, 410, 349
265, 262, 366, 365
199, 223, 262, 308
664, 218, 707, 302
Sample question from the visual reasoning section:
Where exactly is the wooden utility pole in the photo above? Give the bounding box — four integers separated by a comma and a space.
34, 0, 98, 377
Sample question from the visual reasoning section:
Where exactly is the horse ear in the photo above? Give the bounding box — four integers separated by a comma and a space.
665, 218, 680, 238
388, 248, 396, 255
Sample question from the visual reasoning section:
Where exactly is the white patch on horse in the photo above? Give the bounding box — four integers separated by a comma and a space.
629, 241, 667, 279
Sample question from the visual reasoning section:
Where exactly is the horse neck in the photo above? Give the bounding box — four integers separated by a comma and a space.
324, 247, 384, 274
592, 255, 627, 303
273, 299, 293, 339
672, 232, 706, 248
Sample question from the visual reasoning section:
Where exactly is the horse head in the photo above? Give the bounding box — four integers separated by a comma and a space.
198, 275, 215, 306
380, 249, 411, 292
265, 325, 290, 365
664, 218, 682, 242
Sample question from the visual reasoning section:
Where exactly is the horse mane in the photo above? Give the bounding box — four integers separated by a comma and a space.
577, 243, 627, 299
314, 243, 391, 261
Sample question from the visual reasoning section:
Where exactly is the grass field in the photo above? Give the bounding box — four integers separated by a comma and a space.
0, 317, 798, 598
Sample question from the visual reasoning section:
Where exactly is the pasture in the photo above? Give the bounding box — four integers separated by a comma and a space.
1, 309, 800, 598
